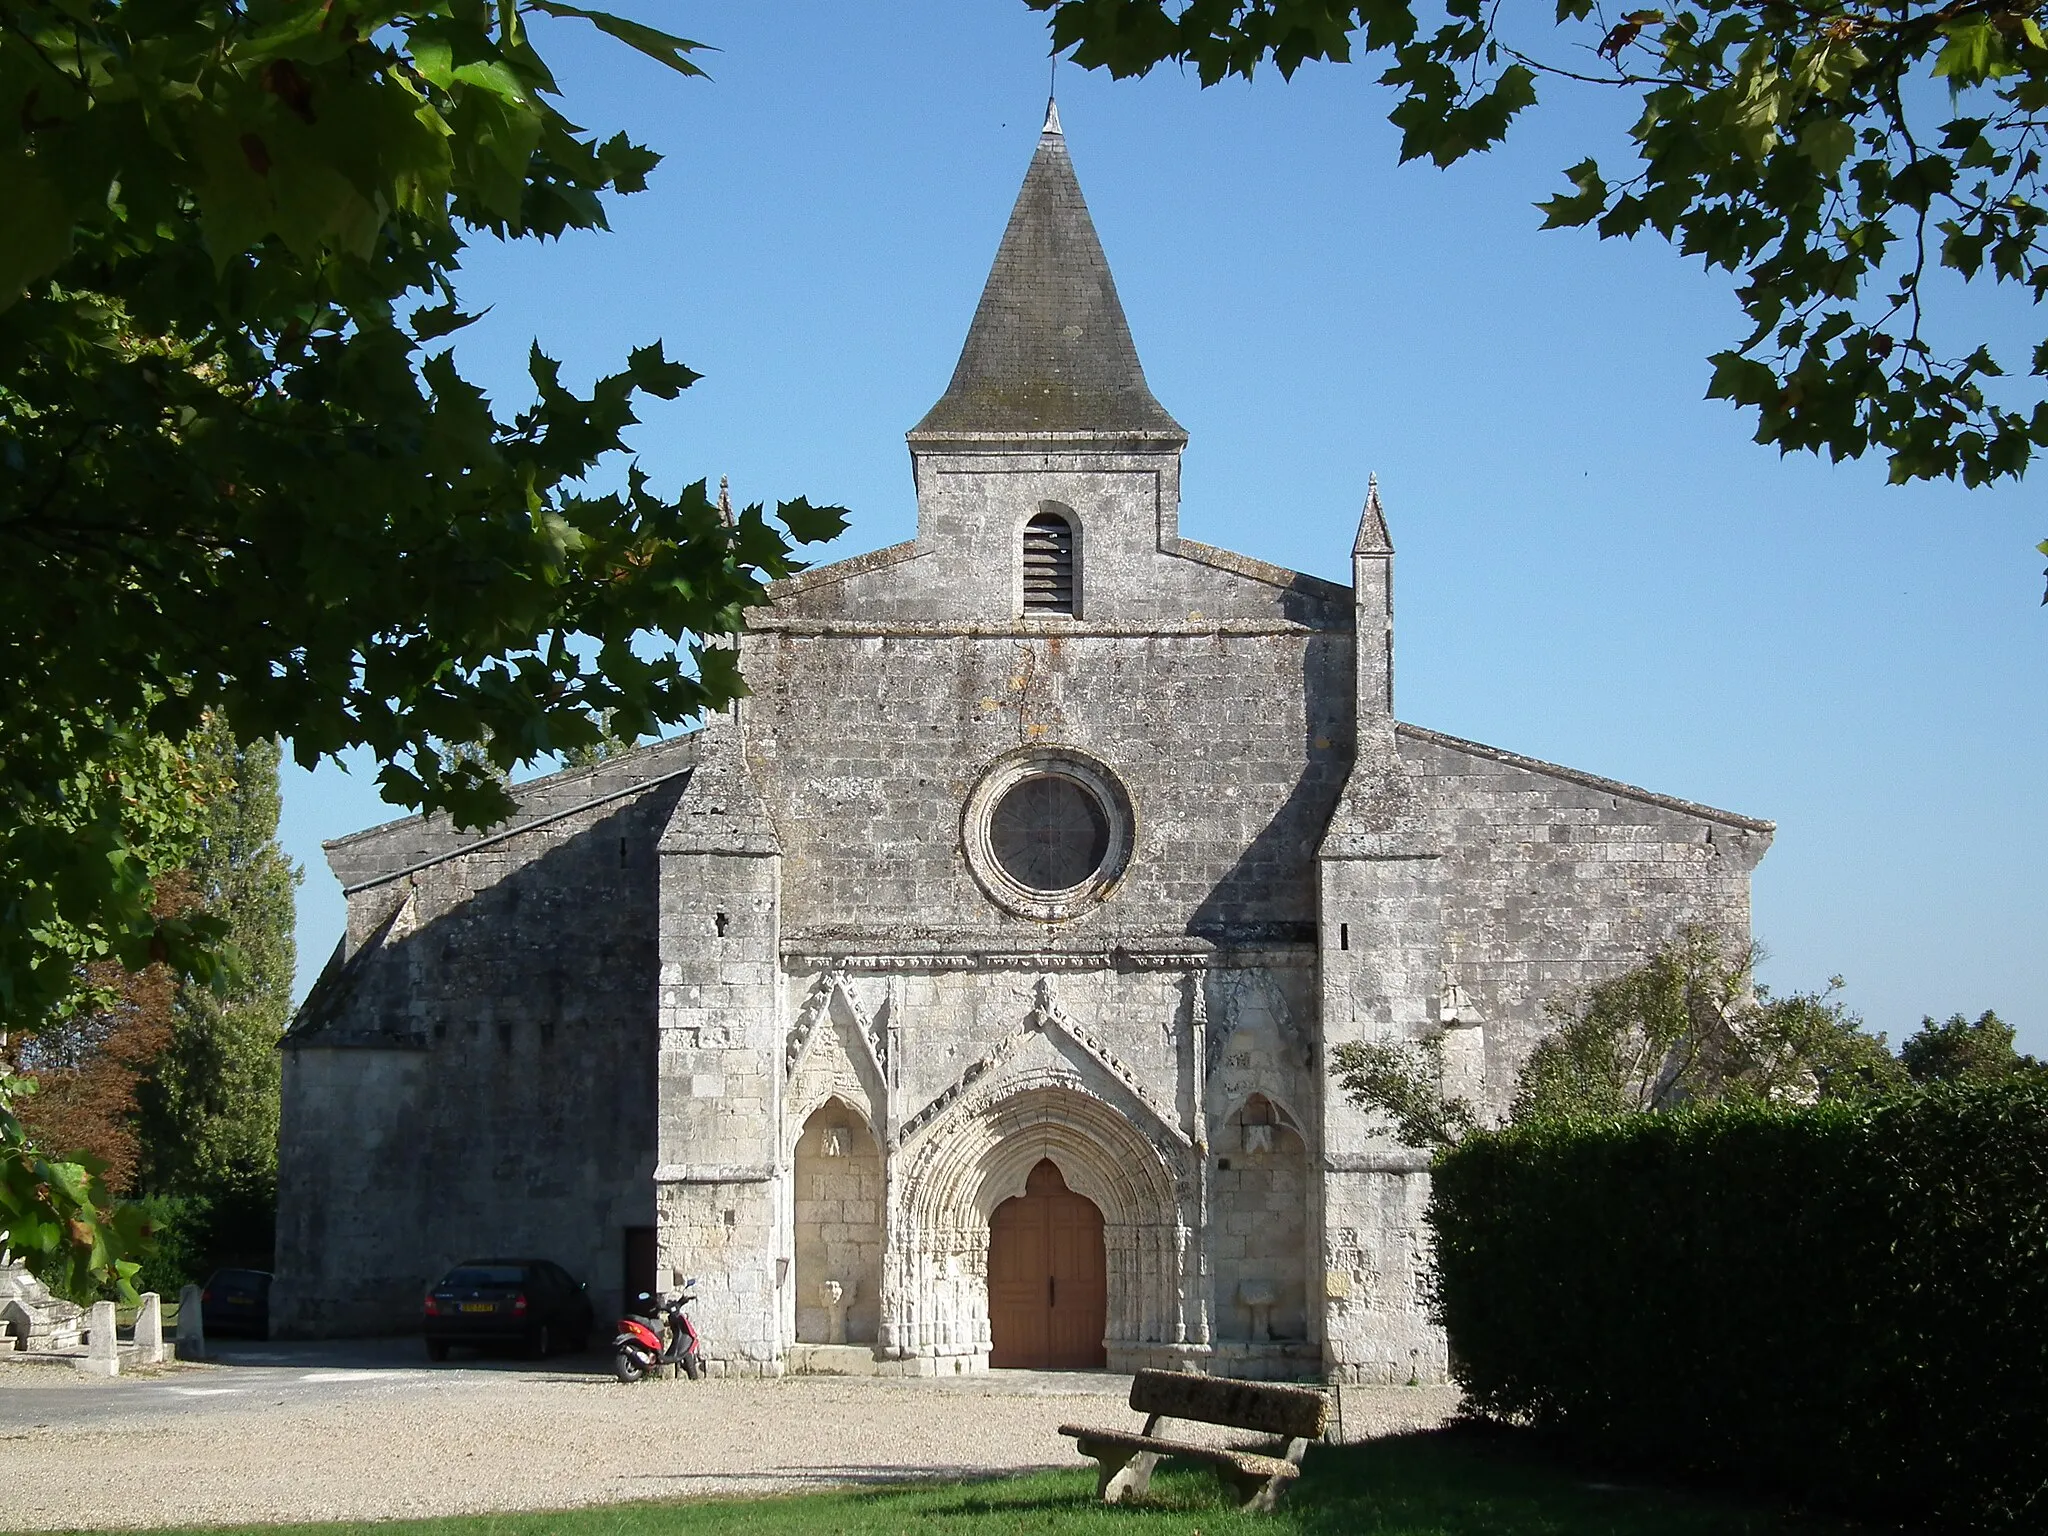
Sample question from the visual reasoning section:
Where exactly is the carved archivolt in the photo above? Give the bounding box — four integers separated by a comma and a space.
901, 1077, 1184, 1232
887, 1078, 1191, 1356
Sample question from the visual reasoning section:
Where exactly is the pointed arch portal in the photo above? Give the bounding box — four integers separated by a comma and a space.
887, 1081, 1189, 1366
988, 1160, 1107, 1368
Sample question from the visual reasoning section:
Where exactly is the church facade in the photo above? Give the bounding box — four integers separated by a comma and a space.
275, 112, 1772, 1382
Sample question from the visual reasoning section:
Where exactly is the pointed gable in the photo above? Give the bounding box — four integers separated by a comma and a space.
910, 106, 1185, 443
1354, 473, 1392, 556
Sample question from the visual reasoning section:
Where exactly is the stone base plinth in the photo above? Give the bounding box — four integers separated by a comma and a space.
1204, 1340, 1324, 1381
782, 1343, 998, 1377
788, 1343, 888, 1376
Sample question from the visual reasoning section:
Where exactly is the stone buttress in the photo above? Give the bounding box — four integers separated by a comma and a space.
1315, 482, 1450, 1384
655, 714, 785, 1373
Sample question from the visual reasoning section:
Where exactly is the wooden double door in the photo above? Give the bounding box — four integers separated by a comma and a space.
987, 1159, 1107, 1369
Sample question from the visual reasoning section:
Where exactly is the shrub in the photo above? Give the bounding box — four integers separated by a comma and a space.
1430, 1079, 2048, 1532
131, 1194, 210, 1298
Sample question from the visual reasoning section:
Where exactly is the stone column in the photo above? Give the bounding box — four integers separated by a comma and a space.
134, 1292, 164, 1365
177, 1283, 206, 1361
655, 720, 785, 1375
77, 1299, 119, 1377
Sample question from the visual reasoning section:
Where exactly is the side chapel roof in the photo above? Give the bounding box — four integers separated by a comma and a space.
909, 103, 1186, 443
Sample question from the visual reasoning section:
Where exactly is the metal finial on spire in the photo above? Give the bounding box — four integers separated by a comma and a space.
717, 474, 733, 528
1046, 47, 1061, 134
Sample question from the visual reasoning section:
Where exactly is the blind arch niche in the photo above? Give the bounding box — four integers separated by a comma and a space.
1020, 504, 1078, 616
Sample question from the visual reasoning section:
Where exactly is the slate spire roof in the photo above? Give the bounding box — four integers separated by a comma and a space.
910, 104, 1186, 443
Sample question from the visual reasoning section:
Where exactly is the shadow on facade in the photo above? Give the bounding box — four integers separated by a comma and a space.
277, 782, 688, 1337
1186, 629, 1352, 945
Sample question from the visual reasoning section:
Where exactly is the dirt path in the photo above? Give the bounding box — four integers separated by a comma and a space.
0, 1347, 1458, 1530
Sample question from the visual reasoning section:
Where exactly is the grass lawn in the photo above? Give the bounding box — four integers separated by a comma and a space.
54, 1427, 1877, 1536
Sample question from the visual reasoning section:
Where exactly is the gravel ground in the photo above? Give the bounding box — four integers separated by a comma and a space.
0, 1349, 1459, 1531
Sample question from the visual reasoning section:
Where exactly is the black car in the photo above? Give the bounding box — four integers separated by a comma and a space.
422, 1258, 593, 1360
199, 1268, 271, 1339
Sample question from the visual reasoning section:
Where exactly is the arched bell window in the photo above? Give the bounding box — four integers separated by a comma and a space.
1021, 507, 1077, 616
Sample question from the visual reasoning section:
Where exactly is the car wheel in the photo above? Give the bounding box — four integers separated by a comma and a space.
425, 1339, 449, 1363
613, 1350, 648, 1384
529, 1324, 551, 1360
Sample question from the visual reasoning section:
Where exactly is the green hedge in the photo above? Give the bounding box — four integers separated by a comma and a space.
1430, 1080, 2048, 1531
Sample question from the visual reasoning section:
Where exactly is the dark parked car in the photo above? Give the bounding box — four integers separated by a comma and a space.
199, 1268, 271, 1339
422, 1258, 593, 1360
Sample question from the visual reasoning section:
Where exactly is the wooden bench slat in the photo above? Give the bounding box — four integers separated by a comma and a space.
1126, 1368, 1328, 1440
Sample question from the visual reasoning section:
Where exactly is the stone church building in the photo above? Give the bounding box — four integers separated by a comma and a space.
276, 109, 1771, 1382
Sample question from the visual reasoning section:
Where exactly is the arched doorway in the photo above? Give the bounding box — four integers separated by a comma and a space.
987, 1159, 1107, 1368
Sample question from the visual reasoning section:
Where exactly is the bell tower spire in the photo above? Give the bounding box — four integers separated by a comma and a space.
902, 114, 1189, 622
909, 112, 1183, 446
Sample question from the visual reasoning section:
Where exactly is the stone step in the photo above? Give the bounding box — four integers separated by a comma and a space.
785, 1343, 927, 1377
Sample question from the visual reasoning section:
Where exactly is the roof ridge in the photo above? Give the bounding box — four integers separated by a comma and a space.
1394, 722, 1776, 832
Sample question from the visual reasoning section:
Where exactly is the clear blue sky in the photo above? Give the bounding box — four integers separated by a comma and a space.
279, 1, 2046, 1054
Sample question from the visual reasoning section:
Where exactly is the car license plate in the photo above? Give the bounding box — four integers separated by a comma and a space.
460, 1302, 494, 1313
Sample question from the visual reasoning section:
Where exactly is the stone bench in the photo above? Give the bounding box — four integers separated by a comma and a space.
1058, 1368, 1329, 1513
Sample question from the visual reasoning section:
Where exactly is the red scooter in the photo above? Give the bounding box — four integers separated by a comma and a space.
613, 1281, 703, 1382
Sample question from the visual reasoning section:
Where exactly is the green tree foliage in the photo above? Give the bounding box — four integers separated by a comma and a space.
136, 719, 299, 1275
1330, 1034, 1479, 1148
1336, 929, 1906, 1145
1900, 1006, 2045, 1082
1, 721, 231, 1034
1032, 0, 2048, 590
0, 1, 848, 1034
559, 709, 642, 768
0, 1072, 149, 1300
2, 0, 845, 1291
1514, 929, 1907, 1116
0, 724, 223, 1300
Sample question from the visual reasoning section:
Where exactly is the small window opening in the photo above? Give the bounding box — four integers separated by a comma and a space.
714, 911, 729, 937
1339, 923, 1349, 951
619, 837, 628, 868
1022, 511, 1075, 615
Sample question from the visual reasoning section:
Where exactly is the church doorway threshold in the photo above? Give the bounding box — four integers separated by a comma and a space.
987, 1158, 1107, 1369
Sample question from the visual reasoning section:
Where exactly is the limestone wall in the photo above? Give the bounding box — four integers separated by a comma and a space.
764, 450, 1347, 630
274, 776, 684, 1336
743, 626, 1351, 951
1211, 1103, 1311, 1344
654, 728, 789, 1374
1401, 725, 1772, 1119
1313, 724, 1773, 1384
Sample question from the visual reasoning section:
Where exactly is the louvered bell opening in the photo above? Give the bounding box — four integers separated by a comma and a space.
1022, 512, 1075, 615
